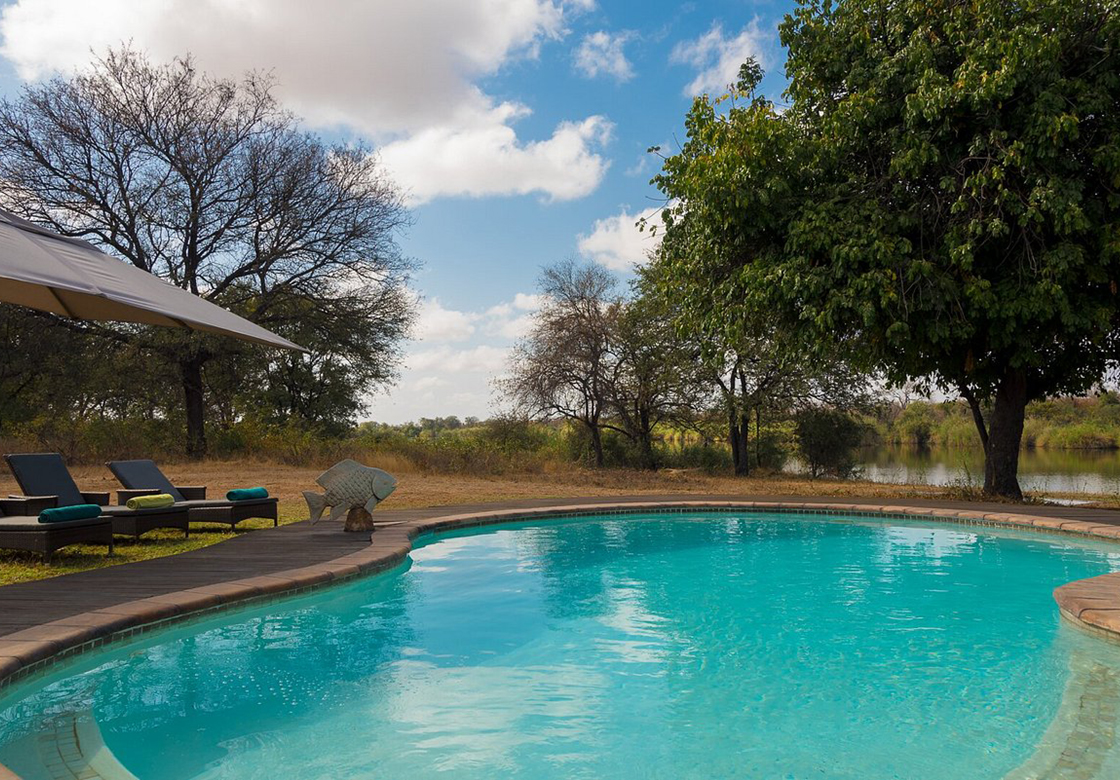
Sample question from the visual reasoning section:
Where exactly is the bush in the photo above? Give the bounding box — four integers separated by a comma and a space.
1035, 423, 1119, 450
894, 403, 935, 448
659, 442, 734, 472
752, 429, 790, 471
794, 408, 863, 479
935, 415, 981, 448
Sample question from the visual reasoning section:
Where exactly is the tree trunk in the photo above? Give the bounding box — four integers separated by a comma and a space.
589, 422, 604, 467
181, 357, 207, 458
729, 412, 743, 475
636, 407, 656, 470
983, 369, 1028, 500
755, 408, 762, 467
636, 434, 656, 470
730, 413, 750, 476
960, 384, 990, 452
740, 412, 751, 473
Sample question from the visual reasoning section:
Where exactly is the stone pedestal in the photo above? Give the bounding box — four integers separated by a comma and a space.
344, 507, 375, 532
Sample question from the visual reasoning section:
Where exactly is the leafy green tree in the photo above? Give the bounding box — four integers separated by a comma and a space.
653, 1, 1120, 498
636, 264, 871, 476
795, 408, 864, 479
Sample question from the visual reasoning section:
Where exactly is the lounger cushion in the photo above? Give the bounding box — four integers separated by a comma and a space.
4, 453, 84, 506
176, 498, 277, 509
226, 487, 269, 501
125, 493, 175, 510
106, 460, 184, 502
0, 515, 110, 531
39, 504, 102, 523
100, 504, 188, 517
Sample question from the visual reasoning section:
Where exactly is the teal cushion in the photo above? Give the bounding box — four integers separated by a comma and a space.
39, 504, 102, 523
226, 487, 269, 502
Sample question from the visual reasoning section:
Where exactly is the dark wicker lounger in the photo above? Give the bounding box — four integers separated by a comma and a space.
107, 459, 279, 529
0, 496, 114, 561
5, 453, 190, 540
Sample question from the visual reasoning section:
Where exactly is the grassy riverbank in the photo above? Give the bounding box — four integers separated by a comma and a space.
883, 395, 1120, 450
6, 441, 1120, 587
0, 460, 996, 587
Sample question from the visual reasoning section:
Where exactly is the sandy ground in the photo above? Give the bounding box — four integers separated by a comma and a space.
0, 459, 1096, 585
0, 459, 968, 518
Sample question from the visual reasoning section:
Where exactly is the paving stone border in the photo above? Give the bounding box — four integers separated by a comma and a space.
2, 498, 1120, 779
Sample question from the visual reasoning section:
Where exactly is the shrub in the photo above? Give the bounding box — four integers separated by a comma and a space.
1035, 423, 1119, 450
752, 429, 790, 471
935, 415, 980, 448
894, 403, 936, 448
794, 408, 863, 479
659, 442, 734, 472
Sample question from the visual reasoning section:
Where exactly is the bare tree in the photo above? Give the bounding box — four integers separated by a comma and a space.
500, 260, 619, 466
0, 48, 414, 455
605, 294, 695, 469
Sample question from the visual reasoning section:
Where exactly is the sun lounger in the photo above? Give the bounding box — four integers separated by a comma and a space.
4, 453, 190, 539
107, 459, 279, 530
0, 495, 114, 561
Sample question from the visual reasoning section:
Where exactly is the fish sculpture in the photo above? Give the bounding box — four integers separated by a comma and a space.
303, 459, 398, 524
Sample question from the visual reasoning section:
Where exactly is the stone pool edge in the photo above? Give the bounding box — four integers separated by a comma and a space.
1, 498, 1119, 777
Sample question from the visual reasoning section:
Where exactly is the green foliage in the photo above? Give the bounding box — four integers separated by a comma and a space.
795, 408, 864, 479
753, 429, 791, 471
881, 396, 1120, 450
893, 405, 936, 449
652, 0, 1120, 496
1035, 424, 1118, 450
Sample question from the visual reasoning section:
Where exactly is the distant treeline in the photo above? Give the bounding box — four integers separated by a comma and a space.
6, 382, 1116, 483
877, 395, 1120, 450
0, 414, 744, 474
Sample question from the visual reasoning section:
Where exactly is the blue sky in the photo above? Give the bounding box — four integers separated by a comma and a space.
0, 0, 795, 423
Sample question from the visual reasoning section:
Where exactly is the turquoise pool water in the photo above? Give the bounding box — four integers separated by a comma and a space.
4, 513, 1120, 779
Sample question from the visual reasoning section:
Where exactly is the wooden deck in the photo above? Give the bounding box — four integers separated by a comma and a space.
2, 494, 1119, 638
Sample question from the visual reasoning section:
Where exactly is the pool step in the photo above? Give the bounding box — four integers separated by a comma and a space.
34, 713, 138, 780
1003, 652, 1120, 780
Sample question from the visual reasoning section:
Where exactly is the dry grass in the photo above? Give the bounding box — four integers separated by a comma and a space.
0, 458, 1106, 586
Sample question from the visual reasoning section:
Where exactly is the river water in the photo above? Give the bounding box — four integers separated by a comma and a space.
792, 446, 1120, 497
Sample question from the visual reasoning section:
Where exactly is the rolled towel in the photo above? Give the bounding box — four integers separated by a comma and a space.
39, 504, 102, 523
126, 493, 175, 510
226, 487, 269, 502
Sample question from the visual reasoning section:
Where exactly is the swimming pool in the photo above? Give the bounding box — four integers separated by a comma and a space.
3, 512, 1120, 779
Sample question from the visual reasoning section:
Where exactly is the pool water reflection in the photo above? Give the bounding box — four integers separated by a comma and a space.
3, 513, 1120, 779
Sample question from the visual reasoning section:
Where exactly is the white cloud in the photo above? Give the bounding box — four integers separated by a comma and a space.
409, 345, 511, 374
577, 206, 664, 270
365, 291, 544, 421
0, 0, 558, 133
0, 0, 611, 205
412, 376, 449, 392
380, 114, 613, 205
484, 293, 544, 338
671, 20, 769, 96
415, 298, 478, 343
485, 293, 544, 318
573, 30, 634, 81
414, 293, 543, 345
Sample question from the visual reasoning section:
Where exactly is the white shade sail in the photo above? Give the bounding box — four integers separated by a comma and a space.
0, 208, 307, 352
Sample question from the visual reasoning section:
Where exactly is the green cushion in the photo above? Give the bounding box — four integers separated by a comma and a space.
226, 487, 269, 501
39, 504, 102, 523
125, 493, 175, 510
